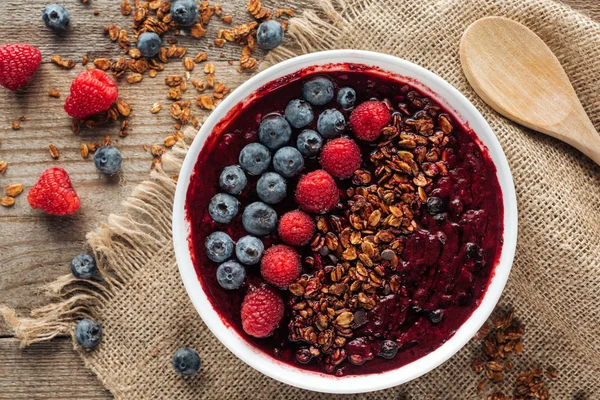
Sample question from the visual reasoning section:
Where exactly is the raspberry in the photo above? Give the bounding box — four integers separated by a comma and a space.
64, 69, 118, 119
319, 137, 362, 179
240, 285, 284, 338
260, 245, 301, 289
295, 170, 339, 214
27, 167, 80, 216
0, 44, 42, 91
278, 210, 315, 246
349, 100, 391, 141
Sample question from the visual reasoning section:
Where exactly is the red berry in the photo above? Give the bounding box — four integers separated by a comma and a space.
0, 44, 42, 91
319, 137, 362, 179
27, 167, 80, 216
349, 100, 391, 141
240, 285, 284, 338
64, 69, 118, 119
278, 210, 315, 246
260, 245, 301, 289
295, 170, 339, 214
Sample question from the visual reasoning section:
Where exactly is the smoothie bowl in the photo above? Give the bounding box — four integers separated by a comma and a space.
172, 50, 517, 393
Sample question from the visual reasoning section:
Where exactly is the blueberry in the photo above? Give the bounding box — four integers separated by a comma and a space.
296, 129, 323, 157
137, 32, 161, 58
242, 202, 277, 236
378, 340, 398, 359
337, 87, 357, 110
257, 172, 287, 204
302, 76, 334, 106
239, 143, 271, 176
235, 236, 264, 265
94, 146, 123, 175
426, 197, 445, 215
42, 4, 70, 32
172, 348, 201, 376
171, 0, 198, 27
208, 193, 239, 224
75, 319, 102, 349
216, 260, 246, 290
317, 109, 346, 138
205, 231, 234, 263
256, 20, 284, 50
273, 146, 304, 178
285, 99, 314, 129
258, 114, 292, 150
465, 242, 480, 260
219, 165, 247, 195
428, 309, 444, 325
70, 254, 97, 279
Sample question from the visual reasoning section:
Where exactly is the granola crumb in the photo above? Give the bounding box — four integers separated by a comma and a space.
6, 184, 23, 197
48, 144, 60, 160
48, 89, 61, 98
0, 196, 15, 208
0, 161, 7, 175
11, 121, 20, 130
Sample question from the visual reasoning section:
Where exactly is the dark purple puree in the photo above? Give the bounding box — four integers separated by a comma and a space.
185, 64, 504, 376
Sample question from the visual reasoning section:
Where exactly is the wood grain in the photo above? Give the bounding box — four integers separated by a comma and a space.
0, 338, 111, 399
0, 0, 597, 398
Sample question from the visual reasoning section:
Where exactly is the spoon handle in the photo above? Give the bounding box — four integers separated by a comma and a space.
547, 107, 600, 167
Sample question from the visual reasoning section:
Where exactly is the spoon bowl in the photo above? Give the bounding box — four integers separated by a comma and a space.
460, 16, 600, 165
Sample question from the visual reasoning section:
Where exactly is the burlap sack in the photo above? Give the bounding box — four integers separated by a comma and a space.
2, 0, 599, 398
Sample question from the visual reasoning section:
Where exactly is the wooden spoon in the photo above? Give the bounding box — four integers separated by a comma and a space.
459, 16, 600, 165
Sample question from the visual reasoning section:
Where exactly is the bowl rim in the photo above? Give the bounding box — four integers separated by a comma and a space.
172, 49, 518, 394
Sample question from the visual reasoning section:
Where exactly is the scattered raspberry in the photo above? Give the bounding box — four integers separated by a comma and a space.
278, 210, 315, 246
260, 245, 301, 289
295, 170, 339, 214
0, 44, 42, 91
64, 69, 118, 119
349, 100, 391, 141
240, 285, 284, 338
319, 137, 362, 179
27, 167, 80, 216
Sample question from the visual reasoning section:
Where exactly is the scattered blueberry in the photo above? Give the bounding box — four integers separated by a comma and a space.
75, 319, 102, 349
296, 129, 323, 157
428, 309, 444, 325
216, 260, 246, 290
235, 236, 264, 265
302, 76, 334, 106
208, 193, 239, 224
317, 109, 346, 138
219, 165, 247, 195
239, 143, 271, 176
170, 0, 198, 27
205, 231, 234, 263
172, 348, 201, 376
273, 146, 304, 178
94, 146, 123, 175
242, 202, 277, 236
42, 4, 70, 32
137, 32, 162, 58
337, 87, 357, 110
256, 20, 284, 50
258, 114, 292, 150
70, 254, 97, 279
285, 99, 314, 129
378, 340, 398, 359
257, 172, 287, 204
426, 196, 445, 215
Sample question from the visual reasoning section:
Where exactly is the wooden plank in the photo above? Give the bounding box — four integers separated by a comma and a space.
0, 338, 111, 399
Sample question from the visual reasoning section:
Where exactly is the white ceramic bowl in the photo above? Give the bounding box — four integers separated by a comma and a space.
173, 50, 518, 394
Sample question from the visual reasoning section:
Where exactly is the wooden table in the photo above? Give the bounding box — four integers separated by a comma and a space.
0, 0, 597, 398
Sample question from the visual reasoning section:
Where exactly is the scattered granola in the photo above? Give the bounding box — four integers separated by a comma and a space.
0, 196, 15, 207
50, 55, 76, 69
48, 144, 60, 160
5, 184, 23, 197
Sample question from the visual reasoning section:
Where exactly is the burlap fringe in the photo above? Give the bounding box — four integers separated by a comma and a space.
0, 128, 194, 347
